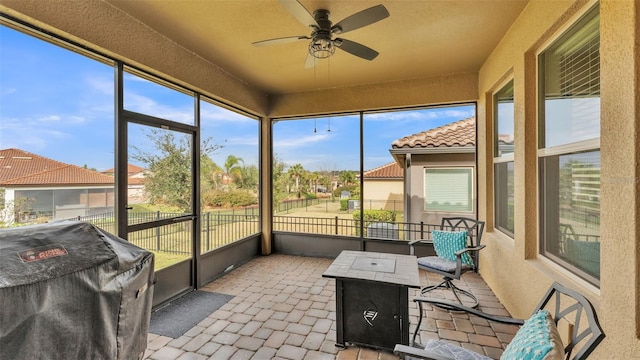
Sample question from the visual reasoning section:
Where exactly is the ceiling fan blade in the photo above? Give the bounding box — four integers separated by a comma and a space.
334, 38, 379, 61
252, 35, 310, 46
279, 0, 317, 28
304, 52, 316, 69
331, 4, 389, 35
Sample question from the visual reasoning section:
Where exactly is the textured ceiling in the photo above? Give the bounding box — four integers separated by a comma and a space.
104, 0, 529, 96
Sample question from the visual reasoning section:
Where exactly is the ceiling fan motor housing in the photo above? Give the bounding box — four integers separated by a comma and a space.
309, 9, 335, 58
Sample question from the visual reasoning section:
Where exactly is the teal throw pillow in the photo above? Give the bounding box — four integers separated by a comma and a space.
431, 230, 473, 266
500, 310, 562, 360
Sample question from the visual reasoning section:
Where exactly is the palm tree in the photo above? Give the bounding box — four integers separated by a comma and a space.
223, 155, 244, 189
339, 170, 355, 186
308, 172, 319, 193
288, 163, 305, 194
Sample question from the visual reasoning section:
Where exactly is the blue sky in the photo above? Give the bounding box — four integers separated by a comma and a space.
1, 25, 475, 173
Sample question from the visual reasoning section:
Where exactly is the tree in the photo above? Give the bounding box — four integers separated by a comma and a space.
308, 172, 319, 193
272, 155, 289, 206
288, 163, 305, 195
132, 129, 221, 210
201, 156, 222, 191
339, 170, 356, 186
224, 155, 244, 189
235, 164, 259, 191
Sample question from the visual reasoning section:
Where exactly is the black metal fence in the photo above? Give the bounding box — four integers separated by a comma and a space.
272, 215, 441, 241
274, 198, 404, 213
75, 211, 259, 255
201, 212, 259, 252
77, 212, 600, 255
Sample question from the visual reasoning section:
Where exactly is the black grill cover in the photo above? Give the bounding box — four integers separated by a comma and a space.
0, 221, 154, 360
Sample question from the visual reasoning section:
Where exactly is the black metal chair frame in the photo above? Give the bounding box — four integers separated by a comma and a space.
395, 282, 605, 360
409, 217, 485, 309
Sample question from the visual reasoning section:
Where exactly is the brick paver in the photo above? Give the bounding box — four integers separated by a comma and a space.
144, 254, 514, 360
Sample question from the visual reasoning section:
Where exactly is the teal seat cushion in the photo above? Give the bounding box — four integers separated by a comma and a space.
432, 230, 473, 266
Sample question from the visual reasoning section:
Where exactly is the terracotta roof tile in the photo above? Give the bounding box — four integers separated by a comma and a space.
128, 177, 146, 185
0, 148, 114, 186
363, 162, 403, 179
391, 117, 476, 149
102, 163, 145, 175
498, 133, 514, 145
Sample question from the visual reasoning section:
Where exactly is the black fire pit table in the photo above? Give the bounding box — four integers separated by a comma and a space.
322, 250, 420, 351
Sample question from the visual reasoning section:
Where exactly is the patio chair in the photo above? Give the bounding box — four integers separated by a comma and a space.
394, 282, 605, 360
409, 217, 485, 309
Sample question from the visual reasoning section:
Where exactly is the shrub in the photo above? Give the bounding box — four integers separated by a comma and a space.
203, 190, 257, 208
340, 199, 349, 211
303, 192, 317, 200
352, 209, 396, 223
352, 209, 397, 236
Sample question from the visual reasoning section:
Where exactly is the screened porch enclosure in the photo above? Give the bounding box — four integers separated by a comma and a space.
3, 1, 638, 357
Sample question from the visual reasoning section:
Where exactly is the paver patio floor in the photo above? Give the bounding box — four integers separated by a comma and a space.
144, 254, 518, 360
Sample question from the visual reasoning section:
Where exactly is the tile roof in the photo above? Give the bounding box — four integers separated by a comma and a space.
102, 163, 145, 175
363, 162, 403, 179
0, 148, 114, 186
391, 117, 476, 149
498, 133, 514, 145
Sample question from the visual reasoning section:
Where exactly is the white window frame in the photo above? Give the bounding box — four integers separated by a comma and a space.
493, 78, 515, 238
537, 4, 601, 287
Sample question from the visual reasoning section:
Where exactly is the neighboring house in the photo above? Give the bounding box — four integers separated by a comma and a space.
0, 148, 114, 224
102, 163, 147, 204
362, 162, 404, 213
390, 117, 477, 232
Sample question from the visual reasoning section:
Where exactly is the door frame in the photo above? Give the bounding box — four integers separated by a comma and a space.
114, 62, 202, 307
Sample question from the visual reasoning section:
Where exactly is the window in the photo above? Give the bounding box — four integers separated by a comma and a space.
494, 80, 515, 236
200, 99, 260, 253
270, 105, 476, 239
271, 115, 360, 237
0, 25, 115, 227
539, 6, 600, 285
425, 167, 473, 212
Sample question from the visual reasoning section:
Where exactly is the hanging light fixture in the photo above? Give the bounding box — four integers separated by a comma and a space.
309, 35, 335, 59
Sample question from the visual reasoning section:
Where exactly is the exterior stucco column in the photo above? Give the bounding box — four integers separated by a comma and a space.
260, 117, 273, 255
598, 0, 640, 357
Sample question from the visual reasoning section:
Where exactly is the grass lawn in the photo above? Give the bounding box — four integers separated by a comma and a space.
152, 251, 190, 270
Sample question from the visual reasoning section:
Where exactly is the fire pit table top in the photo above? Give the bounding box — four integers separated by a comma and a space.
322, 250, 420, 288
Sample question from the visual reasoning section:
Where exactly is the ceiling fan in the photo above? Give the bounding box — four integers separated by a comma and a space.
252, 0, 390, 68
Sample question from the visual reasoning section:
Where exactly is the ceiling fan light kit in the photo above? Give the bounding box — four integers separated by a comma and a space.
253, 0, 389, 67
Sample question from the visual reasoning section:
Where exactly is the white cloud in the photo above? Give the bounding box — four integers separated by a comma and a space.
365, 106, 474, 122
0, 117, 70, 150
274, 133, 329, 148
366, 111, 424, 122
38, 115, 61, 122
124, 92, 193, 123
85, 75, 114, 95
